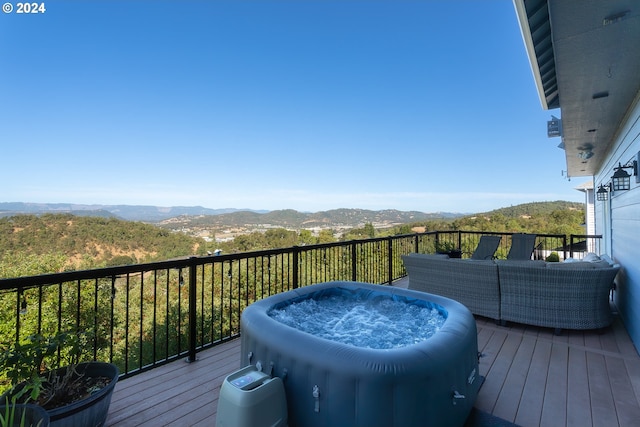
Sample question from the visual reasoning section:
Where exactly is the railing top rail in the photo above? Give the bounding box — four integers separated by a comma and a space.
0, 246, 297, 290
0, 235, 428, 287
434, 231, 569, 238
0, 258, 191, 290
0, 231, 599, 291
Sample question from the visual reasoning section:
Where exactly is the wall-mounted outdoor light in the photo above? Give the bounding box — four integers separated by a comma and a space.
596, 183, 611, 201
611, 160, 638, 191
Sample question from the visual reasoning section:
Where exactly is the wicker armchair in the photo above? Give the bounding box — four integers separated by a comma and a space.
402, 253, 501, 321
497, 261, 620, 330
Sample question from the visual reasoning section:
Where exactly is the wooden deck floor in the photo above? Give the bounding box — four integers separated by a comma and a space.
473, 314, 640, 427
105, 286, 640, 427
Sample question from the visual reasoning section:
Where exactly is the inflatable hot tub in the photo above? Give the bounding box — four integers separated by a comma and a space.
240, 281, 480, 427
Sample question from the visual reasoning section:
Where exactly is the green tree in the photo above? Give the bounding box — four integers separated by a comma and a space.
298, 229, 315, 245
264, 229, 298, 248
317, 229, 336, 243
364, 223, 375, 238
0, 252, 67, 279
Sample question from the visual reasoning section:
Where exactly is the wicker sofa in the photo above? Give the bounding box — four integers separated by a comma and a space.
401, 253, 620, 330
497, 260, 620, 330
401, 253, 503, 321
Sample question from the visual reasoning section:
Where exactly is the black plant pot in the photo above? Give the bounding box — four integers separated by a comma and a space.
4, 362, 119, 427
46, 362, 119, 427
437, 249, 462, 258
0, 403, 50, 427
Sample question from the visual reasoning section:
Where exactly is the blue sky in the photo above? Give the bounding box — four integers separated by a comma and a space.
1, 1, 585, 213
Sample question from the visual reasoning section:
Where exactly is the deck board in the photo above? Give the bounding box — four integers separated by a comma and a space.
480, 334, 522, 419
493, 334, 535, 421
566, 347, 591, 427
588, 351, 619, 427
608, 358, 640, 427
540, 342, 568, 427
105, 290, 640, 427
514, 338, 550, 427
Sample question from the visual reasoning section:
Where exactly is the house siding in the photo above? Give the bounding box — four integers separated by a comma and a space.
596, 93, 640, 353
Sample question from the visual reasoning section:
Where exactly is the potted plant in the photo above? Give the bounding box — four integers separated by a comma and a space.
435, 241, 462, 258
545, 251, 560, 262
0, 331, 118, 427
1, 399, 49, 427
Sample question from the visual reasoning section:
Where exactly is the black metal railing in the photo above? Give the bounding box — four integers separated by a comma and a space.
0, 231, 602, 381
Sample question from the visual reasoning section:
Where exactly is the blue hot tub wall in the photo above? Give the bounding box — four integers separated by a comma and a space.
240, 281, 480, 427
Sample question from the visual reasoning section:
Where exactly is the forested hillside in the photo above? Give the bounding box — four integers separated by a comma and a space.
157, 208, 456, 229
353, 201, 582, 238
406, 200, 585, 235
0, 201, 586, 278
0, 214, 207, 277
476, 201, 583, 218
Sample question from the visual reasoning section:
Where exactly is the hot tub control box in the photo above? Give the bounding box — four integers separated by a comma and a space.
216, 364, 287, 427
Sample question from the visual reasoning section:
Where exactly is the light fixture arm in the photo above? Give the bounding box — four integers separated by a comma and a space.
615, 160, 638, 176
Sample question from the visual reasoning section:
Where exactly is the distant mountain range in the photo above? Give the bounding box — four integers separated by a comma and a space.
0, 202, 460, 225
157, 208, 461, 230
0, 202, 266, 222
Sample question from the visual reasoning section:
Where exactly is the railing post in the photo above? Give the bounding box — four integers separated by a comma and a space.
293, 246, 299, 289
351, 241, 358, 282
569, 235, 574, 259
187, 257, 197, 363
15, 288, 22, 344
387, 237, 393, 285
414, 234, 419, 253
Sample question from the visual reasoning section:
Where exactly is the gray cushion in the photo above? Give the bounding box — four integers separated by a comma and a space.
546, 261, 598, 269
495, 260, 546, 268
406, 253, 450, 260
547, 260, 612, 269
462, 259, 497, 266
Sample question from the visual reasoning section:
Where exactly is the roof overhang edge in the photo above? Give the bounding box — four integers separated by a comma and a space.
513, 0, 552, 110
